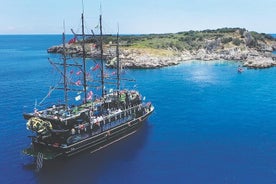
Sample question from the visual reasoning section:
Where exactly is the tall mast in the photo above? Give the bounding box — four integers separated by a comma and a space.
62, 31, 68, 109
116, 32, 120, 90
100, 14, 104, 97
81, 13, 87, 103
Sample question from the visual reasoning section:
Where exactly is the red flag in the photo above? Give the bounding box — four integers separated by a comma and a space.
75, 80, 81, 86
87, 91, 93, 100
76, 70, 82, 75
91, 64, 100, 71
68, 37, 76, 44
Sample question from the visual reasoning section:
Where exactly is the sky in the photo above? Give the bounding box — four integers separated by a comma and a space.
1, 0, 276, 34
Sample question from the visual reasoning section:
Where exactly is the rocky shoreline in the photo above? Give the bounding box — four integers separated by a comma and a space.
48, 43, 276, 69
47, 29, 276, 69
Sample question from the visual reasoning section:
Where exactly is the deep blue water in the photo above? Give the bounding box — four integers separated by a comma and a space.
1, 35, 276, 183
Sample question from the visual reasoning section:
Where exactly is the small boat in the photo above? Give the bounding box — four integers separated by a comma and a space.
22, 10, 154, 169
237, 66, 244, 73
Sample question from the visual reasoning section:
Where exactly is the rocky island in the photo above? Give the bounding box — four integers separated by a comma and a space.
48, 28, 276, 69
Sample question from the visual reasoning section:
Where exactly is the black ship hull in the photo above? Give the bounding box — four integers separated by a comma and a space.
65, 110, 151, 157
23, 107, 154, 160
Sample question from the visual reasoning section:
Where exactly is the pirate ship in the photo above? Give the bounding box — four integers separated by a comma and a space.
22, 11, 154, 168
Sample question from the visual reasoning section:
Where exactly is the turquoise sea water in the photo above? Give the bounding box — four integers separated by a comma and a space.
1, 35, 276, 183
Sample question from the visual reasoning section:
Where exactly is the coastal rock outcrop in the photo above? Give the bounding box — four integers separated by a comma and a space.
243, 56, 276, 68
48, 43, 276, 69
47, 28, 276, 69
106, 48, 180, 69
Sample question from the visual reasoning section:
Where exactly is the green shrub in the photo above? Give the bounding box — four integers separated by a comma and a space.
221, 37, 233, 44
232, 38, 242, 46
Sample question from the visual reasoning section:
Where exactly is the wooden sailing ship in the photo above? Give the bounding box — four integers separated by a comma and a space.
22, 11, 154, 168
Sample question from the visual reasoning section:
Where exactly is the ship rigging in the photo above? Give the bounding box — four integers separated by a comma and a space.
22, 8, 154, 169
